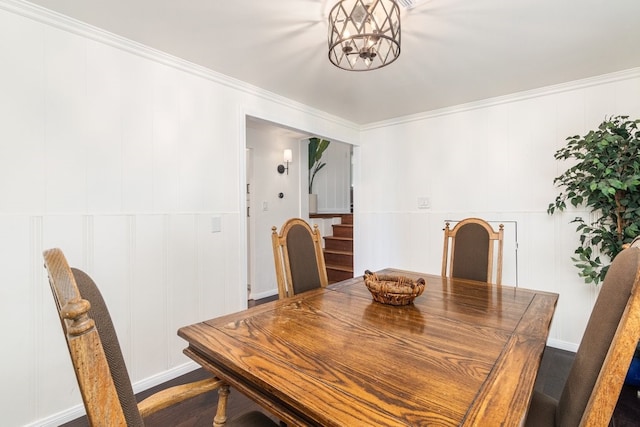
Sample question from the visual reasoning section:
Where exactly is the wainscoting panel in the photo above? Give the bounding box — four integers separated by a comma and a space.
0, 216, 37, 420
166, 214, 200, 366
131, 214, 169, 381
92, 215, 134, 367
19, 212, 244, 423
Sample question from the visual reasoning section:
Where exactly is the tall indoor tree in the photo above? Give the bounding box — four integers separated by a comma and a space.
548, 115, 640, 284
308, 137, 331, 194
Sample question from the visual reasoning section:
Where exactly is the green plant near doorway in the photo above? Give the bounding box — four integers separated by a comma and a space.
548, 115, 640, 284
308, 137, 331, 194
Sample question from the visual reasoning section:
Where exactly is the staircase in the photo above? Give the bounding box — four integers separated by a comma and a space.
323, 214, 354, 283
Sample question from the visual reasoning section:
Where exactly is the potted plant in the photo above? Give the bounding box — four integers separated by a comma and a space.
548, 115, 640, 284
548, 115, 640, 386
308, 137, 331, 213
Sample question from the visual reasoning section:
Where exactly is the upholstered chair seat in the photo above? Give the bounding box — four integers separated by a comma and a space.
525, 246, 640, 426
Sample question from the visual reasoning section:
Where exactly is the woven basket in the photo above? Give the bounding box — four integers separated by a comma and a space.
364, 270, 426, 306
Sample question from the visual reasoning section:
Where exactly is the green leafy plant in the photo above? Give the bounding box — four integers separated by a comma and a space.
308, 137, 331, 194
548, 115, 640, 284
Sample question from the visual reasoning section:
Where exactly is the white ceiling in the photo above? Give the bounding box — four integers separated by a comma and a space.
25, 0, 640, 125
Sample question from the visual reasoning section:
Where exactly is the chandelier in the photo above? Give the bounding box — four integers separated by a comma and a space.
328, 0, 401, 71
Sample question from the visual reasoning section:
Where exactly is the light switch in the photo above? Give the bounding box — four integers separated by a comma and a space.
211, 216, 222, 233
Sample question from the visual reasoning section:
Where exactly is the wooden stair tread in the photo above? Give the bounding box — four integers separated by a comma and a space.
325, 264, 354, 273
324, 249, 352, 255
321, 214, 353, 283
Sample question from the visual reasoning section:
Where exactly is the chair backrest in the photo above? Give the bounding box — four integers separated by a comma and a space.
441, 217, 504, 285
626, 235, 640, 249
271, 218, 328, 298
556, 246, 640, 426
43, 248, 144, 427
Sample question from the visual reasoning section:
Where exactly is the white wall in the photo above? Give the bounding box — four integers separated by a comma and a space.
354, 69, 640, 351
4, 1, 640, 425
0, 3, 358, 426
245, 130, 352, 298
246, 125, 304, 299
310, 141, 352, 213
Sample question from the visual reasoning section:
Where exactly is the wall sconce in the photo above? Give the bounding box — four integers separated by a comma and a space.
278, 149, 293, 175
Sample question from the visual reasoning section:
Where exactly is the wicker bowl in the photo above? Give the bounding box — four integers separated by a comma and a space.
363, 270, 426, 306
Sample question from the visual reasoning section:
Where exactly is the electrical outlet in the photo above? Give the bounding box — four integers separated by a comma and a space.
418, 197, 431, 209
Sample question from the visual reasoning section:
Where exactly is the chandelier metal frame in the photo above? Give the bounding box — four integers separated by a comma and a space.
328, 0, 401, 71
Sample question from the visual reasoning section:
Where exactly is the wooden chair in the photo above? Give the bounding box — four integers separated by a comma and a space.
271, 218, 328, 299
43, 248, 277, 427
525, 245, 640, 426
622, 235, 640, 249
442, 217, 504, 285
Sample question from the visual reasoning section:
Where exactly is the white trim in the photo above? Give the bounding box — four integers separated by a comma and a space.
23, 361, 201, 427
547, 338, 579, 353
24, 403, 86, 427
24, 336, 574, 427
5, 0, 637, 135
362, 67, 640, 130
130, 361, 202, 394
0, 0, 358, 133
251, 288, 279, 300
238, 107, 250, 306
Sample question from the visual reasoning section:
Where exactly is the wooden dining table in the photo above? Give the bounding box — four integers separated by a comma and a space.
178, 269, 558, 426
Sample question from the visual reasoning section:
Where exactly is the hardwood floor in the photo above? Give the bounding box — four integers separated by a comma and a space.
62, 298, 640, 426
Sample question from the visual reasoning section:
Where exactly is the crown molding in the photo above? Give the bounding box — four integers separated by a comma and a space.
7, 0, 637, 134
362, 67, 640, 130
0, 0, 359, 132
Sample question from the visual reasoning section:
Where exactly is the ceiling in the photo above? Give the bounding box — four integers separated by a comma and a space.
25, 0, 640, 125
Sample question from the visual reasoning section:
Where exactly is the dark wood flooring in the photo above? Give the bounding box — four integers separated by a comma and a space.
62, 296, 640, 426
533, 347, 640, 427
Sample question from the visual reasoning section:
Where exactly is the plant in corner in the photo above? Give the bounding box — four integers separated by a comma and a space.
308, 137, 331, 194
548, 115, 640, 285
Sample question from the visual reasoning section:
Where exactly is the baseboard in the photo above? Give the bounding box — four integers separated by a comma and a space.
25, 362, 202, 427
27, 338, 578, 426
251, 288, 278, 300
130, 361, 201, 395
25, 404, 86, 427
547, 338, 579, 353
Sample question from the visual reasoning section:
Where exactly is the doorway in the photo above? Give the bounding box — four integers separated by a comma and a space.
244, 116, 353, 300
245, 118, 309, 301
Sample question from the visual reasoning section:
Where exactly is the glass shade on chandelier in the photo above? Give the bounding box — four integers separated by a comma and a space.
328, 0, 401, 71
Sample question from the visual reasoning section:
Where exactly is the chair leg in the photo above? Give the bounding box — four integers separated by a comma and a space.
213, 383, 230, 427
